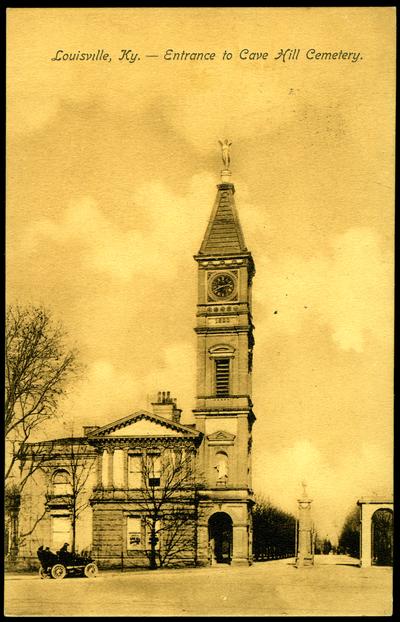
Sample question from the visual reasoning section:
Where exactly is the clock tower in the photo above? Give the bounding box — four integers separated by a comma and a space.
194, 143, 255, 565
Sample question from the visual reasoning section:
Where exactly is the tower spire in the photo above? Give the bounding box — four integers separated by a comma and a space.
198, 141, 247, 256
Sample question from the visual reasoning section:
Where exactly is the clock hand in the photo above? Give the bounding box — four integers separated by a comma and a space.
215, 285, 230, 292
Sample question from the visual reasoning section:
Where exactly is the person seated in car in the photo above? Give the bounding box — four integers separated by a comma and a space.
37, 545, 45, 566
44, 546, 58, 566
57, 542, 73, 565
37, 545, 58, 569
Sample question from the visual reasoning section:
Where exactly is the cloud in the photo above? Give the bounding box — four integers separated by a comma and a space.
57, 359, 146, 432
56, 338, 196, 433
22, 173, 215, 282
251, 227, 392, 352
148, 342, 197, 421
23, 196, 157, 281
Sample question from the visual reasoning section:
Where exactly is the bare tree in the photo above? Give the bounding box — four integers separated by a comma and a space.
5, 304, 80, 556
137, 448, 202, 569
5, 304, 80, 487
65, 441, 97, 553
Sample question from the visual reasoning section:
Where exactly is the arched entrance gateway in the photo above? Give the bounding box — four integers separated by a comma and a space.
372, 509, 393, 566
357, 496, 393, 567
208, 512, 233, 564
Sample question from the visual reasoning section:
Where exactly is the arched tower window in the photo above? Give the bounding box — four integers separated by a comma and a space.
209, 345, 235, 397
52, 469, 72, 495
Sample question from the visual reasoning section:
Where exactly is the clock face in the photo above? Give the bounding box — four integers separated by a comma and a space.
210, 273, 236, 299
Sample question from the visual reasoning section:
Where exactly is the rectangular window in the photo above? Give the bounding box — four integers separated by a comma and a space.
52, 515, 72, 551
127, 516, 142, 550
148, 455, 161, 487
215, 358, 230, 396
128, 455, 142, 489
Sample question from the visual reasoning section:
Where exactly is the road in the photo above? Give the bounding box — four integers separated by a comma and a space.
4, 556, 392, 617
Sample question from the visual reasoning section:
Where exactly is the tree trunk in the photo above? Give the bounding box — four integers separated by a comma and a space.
72, 505, 76, 553
149, 524, 157, 569
10, 507, 20, 560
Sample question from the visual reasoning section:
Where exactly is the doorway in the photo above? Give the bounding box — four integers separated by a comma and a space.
208, 512, 233, 564
372, 509, 393, 566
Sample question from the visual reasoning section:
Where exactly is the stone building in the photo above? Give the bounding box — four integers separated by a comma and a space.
14, 153, 256, 568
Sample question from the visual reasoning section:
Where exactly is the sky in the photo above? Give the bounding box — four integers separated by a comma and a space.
7, 7, 394, 542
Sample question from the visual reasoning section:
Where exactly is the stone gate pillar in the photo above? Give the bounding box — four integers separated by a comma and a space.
359, 502, 371, 567
232, 523, 249, 565
296, 482, 314, 567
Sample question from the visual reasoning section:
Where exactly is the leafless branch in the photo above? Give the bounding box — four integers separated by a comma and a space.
135, 448, 203, 568
5, 304, 81, 491
19, 507, 48, 541
63, 440, 97, 552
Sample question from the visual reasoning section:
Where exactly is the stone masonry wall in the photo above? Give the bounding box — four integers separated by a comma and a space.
92, 507, 125, 567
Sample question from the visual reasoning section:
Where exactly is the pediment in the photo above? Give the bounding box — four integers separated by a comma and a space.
88, 410, 200, 439
109, 419, 182, 437
207, 430, 236, 444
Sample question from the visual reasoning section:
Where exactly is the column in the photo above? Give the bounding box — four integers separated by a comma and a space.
101, 449, 109, 488
108, 449, 114, 488
123, 447, 129, 488
360, 504, 372, 567
96, 450, 103, 488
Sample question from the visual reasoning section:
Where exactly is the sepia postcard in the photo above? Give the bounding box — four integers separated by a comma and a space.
5, 6, 394, 617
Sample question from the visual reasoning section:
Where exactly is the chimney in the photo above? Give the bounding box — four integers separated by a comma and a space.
151, 390, 182, 423
83, 426, 100, 436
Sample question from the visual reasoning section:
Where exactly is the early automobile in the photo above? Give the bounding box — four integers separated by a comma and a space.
37, 546, 98, 579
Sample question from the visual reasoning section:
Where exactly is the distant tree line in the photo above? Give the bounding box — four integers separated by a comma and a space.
252, 496, 296, 561
314, 535, 334, 555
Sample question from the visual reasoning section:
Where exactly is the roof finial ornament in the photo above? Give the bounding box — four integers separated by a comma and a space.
218, 139, 233, 183
301, 480, 308, 498
219, 138, 232, 170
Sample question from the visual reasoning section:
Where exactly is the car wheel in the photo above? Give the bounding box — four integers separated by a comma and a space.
39, 567, 48, 579
84, 562, 98, 578
51, 564, 67, 579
